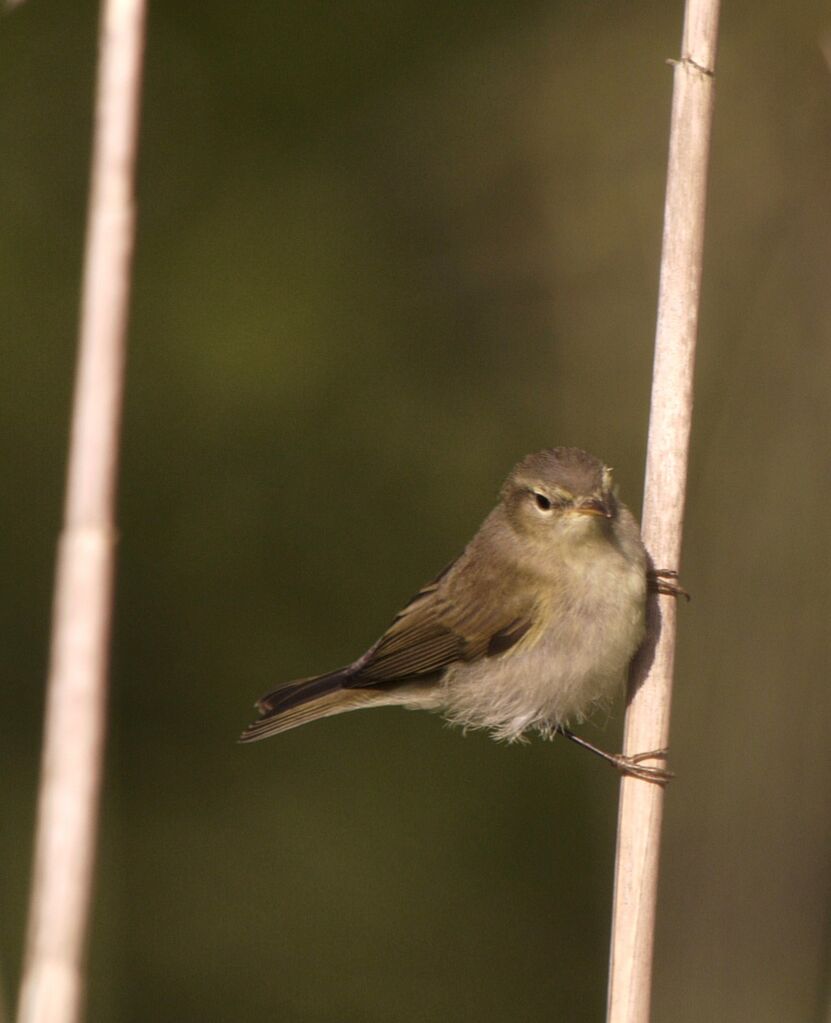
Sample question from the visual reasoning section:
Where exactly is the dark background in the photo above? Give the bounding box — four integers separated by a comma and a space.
2, 1, 831, 1020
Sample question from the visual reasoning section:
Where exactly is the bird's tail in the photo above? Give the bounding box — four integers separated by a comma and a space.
239, 669, 383, 742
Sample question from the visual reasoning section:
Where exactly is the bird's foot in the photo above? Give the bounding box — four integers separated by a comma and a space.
648, 568, 690, 601
556, 727, 673, 785
610, 747, 674, 784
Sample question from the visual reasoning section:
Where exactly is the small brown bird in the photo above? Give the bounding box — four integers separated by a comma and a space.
241, 448, 668, 779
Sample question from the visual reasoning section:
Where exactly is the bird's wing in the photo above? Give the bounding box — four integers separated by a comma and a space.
241, 546, 544, 742
345, 557, 539, 688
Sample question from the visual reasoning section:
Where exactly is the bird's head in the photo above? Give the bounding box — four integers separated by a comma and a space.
501, 447, 619, 543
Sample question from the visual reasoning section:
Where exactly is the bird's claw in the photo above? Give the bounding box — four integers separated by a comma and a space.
613, 747, 674, 784
556, 727, 674, 784
648, 568, 690, 601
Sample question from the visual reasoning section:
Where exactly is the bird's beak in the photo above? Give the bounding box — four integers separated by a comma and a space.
574, 497, 612, 519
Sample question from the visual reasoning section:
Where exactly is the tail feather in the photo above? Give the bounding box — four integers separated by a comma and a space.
241, 668, 383, 743
255, 668, 350, 716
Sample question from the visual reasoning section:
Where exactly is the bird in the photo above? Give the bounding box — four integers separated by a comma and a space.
240, 447, 670, 780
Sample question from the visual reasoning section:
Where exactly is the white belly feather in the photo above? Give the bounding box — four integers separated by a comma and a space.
438, 543, 646, 741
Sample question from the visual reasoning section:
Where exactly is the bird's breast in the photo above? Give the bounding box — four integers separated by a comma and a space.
440, 541, 647, 740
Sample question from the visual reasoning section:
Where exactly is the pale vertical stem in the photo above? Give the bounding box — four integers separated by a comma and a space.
15, 2, 147, 1022
606, 3, 721, 1023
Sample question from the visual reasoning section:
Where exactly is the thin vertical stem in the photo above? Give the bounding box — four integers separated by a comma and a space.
15, 2, 146, 1022
606, 3, 721, 1022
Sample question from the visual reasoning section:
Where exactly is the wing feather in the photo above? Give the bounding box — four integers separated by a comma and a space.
346, 551, 540, 689
242, 524, 546, 738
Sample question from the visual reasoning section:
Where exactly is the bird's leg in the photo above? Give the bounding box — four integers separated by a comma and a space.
648, 568, 690, 601
555, 726, 673, 784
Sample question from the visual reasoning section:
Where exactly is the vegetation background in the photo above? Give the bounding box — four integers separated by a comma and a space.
2, 1, 830, 1020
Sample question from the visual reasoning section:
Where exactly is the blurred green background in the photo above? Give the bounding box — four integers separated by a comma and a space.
2, 1, 831, 1020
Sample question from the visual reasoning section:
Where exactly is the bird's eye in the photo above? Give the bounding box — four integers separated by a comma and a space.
533, 492, 552, 512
